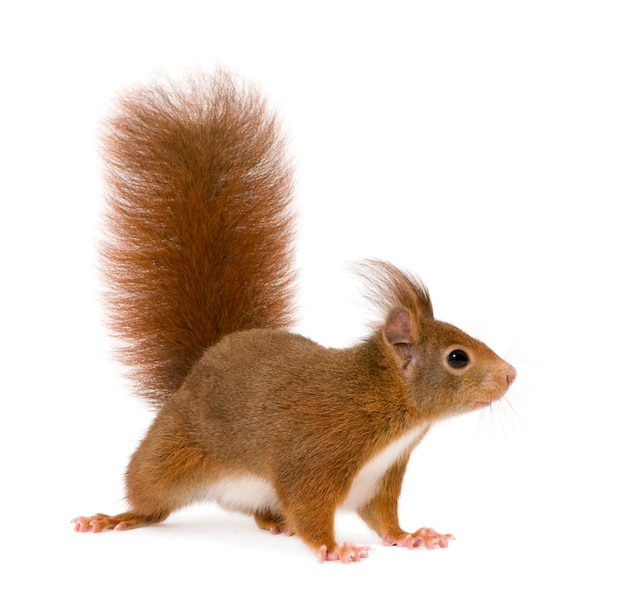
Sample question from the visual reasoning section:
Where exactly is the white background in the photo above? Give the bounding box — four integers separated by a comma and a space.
2, 1, 624, 603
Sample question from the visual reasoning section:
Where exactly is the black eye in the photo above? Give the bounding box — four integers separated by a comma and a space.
447, 349, 470, 369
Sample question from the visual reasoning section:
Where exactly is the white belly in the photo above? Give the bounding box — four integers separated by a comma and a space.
341, 425, 429, 511
207, 476, 280, 513
204, 425, 428, 515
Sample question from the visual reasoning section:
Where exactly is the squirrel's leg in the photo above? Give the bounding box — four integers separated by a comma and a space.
276, 487, 370, 563
358, 455, 454, 550
293, 507, 370, 563
73, 413, 207, 533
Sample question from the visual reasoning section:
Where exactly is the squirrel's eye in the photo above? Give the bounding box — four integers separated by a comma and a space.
447, 349, 470, 369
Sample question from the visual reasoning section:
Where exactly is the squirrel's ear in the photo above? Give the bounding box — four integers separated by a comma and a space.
383, 307, 418, 371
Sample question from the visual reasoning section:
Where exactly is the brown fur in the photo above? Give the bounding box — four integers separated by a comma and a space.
74, 70, 516, 562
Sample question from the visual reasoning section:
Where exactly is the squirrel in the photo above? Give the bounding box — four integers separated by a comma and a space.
72, 69, 516, 563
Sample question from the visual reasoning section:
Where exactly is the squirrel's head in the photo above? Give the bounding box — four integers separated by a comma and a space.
357, 259, 515, 419
382, 307, 516, 418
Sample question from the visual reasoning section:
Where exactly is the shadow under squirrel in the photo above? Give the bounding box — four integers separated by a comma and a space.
72, 70, 516, 563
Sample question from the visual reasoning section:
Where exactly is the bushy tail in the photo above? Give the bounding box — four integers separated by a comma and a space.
101, 70, 296, 406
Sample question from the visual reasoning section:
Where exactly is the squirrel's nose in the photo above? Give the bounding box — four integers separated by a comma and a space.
506, 367, 517, 386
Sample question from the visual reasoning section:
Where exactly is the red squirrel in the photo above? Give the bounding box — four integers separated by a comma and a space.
72, 69, 516, 563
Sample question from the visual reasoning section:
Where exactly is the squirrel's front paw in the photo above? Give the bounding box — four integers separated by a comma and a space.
317, 542, 371, 563
383, 527, 454, 549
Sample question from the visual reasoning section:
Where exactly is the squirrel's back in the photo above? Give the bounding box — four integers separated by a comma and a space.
101, 70, 296, 406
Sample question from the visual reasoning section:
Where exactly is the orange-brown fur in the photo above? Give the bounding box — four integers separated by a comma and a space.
101, 70, 295, 405
73, 70, 516, 562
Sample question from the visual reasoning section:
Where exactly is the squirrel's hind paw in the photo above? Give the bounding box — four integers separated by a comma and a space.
71, 511, 157, 532
71, 513, 122, 532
